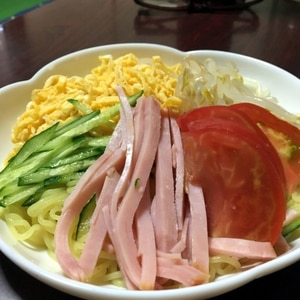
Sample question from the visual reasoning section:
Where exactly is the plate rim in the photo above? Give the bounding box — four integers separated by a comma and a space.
1, 43, 299, 91
0, 42, 300, 300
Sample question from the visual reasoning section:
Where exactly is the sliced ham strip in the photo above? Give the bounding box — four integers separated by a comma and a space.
135, 182, 157, 290
273, 234, 291, 256
170, 117, 185, 232
100, 88, 139, 289
209, 237, 277, 260
170, 215, 190, 254
102, 204, 137, 290
54, 89, 287, 290
187, 183, 209, 277
105, 88, 131, 153
157, 250, 183, 261
109, 96, 161, 288
151, 116, 178, 252
109, 87, 135, 216
78, 169, 120, 276
157, 257, 209, 286
54, 88, 133, 280
54, 148, 125, 281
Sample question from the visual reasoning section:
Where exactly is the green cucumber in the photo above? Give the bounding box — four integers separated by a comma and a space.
282, 218, 300, 236
67, 99, 92, 114
0, 90, 143, 207
75, 194, 96, 240
22, 172, 85, 206
1, 123, 58, 173
1, 184, 43, 207
0, 136, 76, 188
53, 110, 100, 138
86, 136, 111, 148
43, 172, 85, 187
18, 158, 96, 186
47, 146, 105, 168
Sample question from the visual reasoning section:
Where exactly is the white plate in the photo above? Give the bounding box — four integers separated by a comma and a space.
0, 43, 299, 300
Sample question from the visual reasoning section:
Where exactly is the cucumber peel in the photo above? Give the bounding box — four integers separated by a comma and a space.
0, 90, 143, 207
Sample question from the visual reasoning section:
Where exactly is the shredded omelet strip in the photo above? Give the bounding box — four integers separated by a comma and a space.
11, 53, 182, 149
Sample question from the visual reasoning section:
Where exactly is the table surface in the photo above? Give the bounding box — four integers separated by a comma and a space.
0, 0, 299, 299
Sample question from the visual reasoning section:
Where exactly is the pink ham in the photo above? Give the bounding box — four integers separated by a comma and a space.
209, 237, 277, 260
151, 116, 178, 252
54, 148, 125, 281
170, 117, 185, 232
78, 169, 120, 276
54, 89, 287, 290
109, 87, 135, 217
187, 183, 209, 277
273, 234, 291, 255
156, 256, 209, 286
170, 214, 190, 254
102, 204, 137, 289
135, 183, 157, 290
54, 87, 131, 281
109, 96, 161, 289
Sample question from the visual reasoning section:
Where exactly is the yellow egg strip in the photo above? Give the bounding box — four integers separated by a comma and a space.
11, 53, 182, 147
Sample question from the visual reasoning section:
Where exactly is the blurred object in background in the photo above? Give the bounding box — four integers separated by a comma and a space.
134, 0, 264, 11
134, 0, 189, 10
0, 0, 52, 24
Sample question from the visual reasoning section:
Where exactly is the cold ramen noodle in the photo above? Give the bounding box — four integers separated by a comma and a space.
0, 53, 300, 290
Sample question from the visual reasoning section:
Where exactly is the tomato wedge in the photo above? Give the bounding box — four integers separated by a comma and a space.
232, 103, 300, 194
177, 105, 286, 245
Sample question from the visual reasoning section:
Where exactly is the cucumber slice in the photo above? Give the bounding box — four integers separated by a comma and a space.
67, 99, 92, 114
1, 184, 43, 207
22, 172, 85, 206
282, 218, 300, 236
18, 158, 96, 186
1, 123, 58, 173
75, 194, 96, 240
0, 90, 143, 207
47, 147, 105, 168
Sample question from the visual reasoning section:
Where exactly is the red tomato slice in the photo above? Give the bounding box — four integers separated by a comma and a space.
232, 103, 300, 194
182, 126, 286, 244
177, 105, 287, 245
231, 103, 300, 145
177, 105, 286, 187
178, 104, 261, 134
